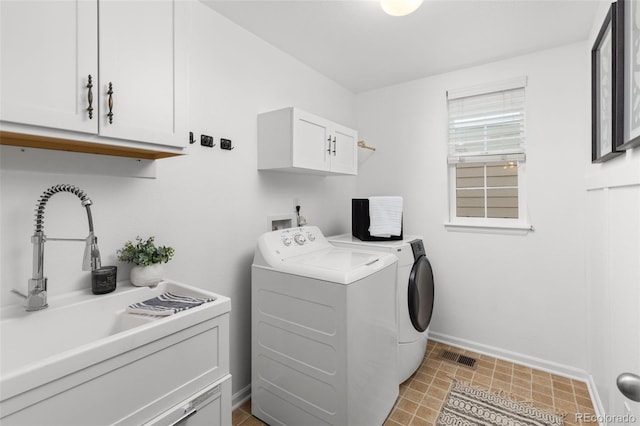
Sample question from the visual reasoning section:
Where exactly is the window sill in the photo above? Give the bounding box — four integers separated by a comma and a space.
444, 222, 534, 235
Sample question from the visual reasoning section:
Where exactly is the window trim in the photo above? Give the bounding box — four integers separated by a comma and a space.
443, 222, 534, 235
445, 77, 532, 232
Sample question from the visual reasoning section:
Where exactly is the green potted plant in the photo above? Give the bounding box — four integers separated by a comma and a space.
117, 236, 175, 286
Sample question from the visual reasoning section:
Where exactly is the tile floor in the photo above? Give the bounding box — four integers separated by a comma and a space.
232, 340, 597, 426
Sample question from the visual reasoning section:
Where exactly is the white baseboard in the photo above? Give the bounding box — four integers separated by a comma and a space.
429, 332, 590, 380
232, 384, 251, 411
429, 331, 605, 424
585, 374, 607, 426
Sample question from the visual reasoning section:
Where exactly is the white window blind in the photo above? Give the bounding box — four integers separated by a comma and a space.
447, 77, 526, 164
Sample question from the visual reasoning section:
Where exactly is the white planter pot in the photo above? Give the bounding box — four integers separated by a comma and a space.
130, 264, 164, 287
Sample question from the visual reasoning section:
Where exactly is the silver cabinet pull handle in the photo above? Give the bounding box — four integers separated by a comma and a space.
168, 408, 197, 426
617, 373, 640, 402
327, 135, 332, 154
106, 82, 114, 124
332, 136, 336, 155
86, 75, 94, 119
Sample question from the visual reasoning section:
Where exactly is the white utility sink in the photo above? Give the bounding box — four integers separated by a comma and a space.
0, 280, 231, 425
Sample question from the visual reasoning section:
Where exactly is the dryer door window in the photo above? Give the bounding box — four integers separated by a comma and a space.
408, 255, 434, 332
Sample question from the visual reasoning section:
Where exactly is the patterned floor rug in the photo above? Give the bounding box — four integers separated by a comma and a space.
436, 380, 565, 426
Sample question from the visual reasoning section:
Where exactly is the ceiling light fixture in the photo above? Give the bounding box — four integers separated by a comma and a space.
380, 0, 424, 16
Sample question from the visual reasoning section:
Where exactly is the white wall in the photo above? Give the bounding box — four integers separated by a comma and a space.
0, 0, 357, 396
355, 42, 591, 372
584, 0, 640, 417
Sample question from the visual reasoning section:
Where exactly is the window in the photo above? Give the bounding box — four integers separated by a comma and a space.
455, 162, 518, 219
447, 77, 529, 229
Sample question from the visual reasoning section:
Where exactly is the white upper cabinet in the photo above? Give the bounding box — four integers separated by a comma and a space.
258, 107, 358, 175
0, 0, 187, 151
292, 112, 332, 171
330, 123, 357, 174
97, 0, 186, 147
0, 0, 98, 133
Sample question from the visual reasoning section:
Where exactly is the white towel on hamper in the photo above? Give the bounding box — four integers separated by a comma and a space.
368, 196, 403, 237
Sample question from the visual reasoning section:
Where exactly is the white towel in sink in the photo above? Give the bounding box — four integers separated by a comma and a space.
127, 292, 216, 316
368, 196, 403, 237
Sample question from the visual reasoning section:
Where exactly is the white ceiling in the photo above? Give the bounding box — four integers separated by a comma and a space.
202, 0, 600, 93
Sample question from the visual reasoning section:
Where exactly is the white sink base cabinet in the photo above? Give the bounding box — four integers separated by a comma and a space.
0, 282, 231, 426
144, 375, 231, 426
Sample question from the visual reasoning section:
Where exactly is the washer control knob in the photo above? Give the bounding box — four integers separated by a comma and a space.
294, 233, 307, 245
282, 237, 293, 246
307, 233, 316, 241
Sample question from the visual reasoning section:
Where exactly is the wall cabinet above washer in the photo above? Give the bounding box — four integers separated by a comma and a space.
257, 107, 358, 175
0, 0, 188, 156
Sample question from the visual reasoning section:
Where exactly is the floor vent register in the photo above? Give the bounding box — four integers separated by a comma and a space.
439, 350, 478, 369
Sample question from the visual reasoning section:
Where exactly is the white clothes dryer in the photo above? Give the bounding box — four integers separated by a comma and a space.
328, 234, 435, 384
252, 226, 399, 426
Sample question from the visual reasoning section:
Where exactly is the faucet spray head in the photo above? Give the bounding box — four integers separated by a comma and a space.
83, 233, 102, 271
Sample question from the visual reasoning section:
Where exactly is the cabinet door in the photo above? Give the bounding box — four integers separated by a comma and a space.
98, 0, 186, 148
292, 111, 331, 172
0, 0, 98, 133
330, 124, 357, 175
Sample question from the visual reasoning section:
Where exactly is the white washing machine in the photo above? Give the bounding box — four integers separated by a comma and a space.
328, 234, 435, 384
251, 226, 399, 426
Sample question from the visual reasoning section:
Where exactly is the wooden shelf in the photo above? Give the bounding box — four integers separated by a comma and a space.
0, 131, 183, 160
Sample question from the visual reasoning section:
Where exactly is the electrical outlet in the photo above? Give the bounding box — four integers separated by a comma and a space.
200, 134, 214, 147
220, 138, 233, 150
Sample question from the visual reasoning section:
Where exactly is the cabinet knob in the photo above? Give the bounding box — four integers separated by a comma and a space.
107, 82, 114, 124
86, 75, 94, 119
